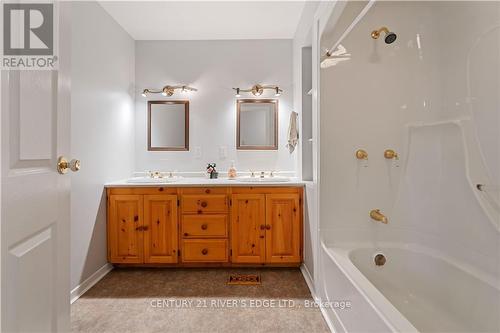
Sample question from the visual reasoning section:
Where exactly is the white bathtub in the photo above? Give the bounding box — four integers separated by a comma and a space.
319, 241, 500, 333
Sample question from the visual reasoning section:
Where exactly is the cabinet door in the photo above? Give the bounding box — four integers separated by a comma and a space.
108, 195, 144, 263
265, 194, 301, 263
231, 194, 266, 263
143, 195, 178, 263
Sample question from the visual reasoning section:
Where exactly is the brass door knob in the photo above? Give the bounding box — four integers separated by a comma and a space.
57, 156, 81, 174
201, 224, 208, 230
201, 248, 208, 255
57, 156, 69, 174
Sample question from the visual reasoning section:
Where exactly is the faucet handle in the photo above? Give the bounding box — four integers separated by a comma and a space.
270, 170, 276, 177
249, 170, 255, 178
260, 171, 265, 178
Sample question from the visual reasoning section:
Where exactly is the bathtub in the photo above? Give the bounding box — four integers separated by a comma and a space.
319, 241, 500, 333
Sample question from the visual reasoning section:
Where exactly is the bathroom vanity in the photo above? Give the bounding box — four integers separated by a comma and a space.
105, 180, 303, 267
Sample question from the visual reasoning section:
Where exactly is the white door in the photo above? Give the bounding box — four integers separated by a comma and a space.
1, 4, 72, 332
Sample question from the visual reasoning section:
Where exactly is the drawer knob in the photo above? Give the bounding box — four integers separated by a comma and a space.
265, 224, 271, 230
201, 224, 208, 230
200, 201, 208, 208
201, 248, 208, 255
260, 224, 265, 230
205, 189, 211, 194
184, 233, 189, 237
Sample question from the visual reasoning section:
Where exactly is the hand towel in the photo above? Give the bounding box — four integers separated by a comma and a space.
286, 111, 299, 153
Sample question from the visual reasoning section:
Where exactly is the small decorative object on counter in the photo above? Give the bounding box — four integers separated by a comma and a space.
207, 163, 218, 179
228, 160, 237, 179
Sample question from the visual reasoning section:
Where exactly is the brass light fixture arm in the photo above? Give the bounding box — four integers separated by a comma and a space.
232, 84, 283, 97
142, 84, 197, 97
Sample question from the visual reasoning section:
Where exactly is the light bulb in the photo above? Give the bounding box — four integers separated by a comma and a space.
275, 87, 281, 97
161, 91, 167, 96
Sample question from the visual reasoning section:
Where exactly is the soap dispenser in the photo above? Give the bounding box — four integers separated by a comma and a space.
228, 160, 237, 179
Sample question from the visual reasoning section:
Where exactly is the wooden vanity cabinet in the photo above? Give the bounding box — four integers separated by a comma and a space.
107, 186, 302, 266
265, 194, 301, 263
108, 195, 144, 263
231, 194, 266, 263
231, 189, 302, 264
180, 187, 230, 263
143, 195, 178, 264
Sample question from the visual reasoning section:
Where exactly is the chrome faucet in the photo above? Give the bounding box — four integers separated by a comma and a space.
260, 171, 265, 178
370, 209, 388, 224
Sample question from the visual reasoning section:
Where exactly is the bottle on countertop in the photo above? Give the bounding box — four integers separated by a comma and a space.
228, 160, 237, 179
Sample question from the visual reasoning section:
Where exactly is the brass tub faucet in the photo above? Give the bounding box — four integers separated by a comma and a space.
370, 209, 388, 224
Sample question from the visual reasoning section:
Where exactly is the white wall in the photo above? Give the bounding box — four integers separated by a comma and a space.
70, 2, 135, 291
134, 40, 295, 174
320, 1, 499, 278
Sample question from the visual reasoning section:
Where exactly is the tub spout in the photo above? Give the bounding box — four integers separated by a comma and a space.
370, 209, 388, 224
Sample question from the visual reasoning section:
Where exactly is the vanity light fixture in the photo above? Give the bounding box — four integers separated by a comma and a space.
233, 84, 283, 97
141, 85, 197, 98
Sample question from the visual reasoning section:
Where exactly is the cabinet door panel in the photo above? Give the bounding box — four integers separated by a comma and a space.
266, 194, 301, 263
144, 195, 178, 263
231, 194, 266, 263
108, 195, 144, 263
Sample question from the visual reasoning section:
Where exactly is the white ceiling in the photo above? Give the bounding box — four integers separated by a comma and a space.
99, 1, 307, 40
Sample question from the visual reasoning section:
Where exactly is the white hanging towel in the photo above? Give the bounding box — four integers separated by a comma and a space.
286, 111, 299, 153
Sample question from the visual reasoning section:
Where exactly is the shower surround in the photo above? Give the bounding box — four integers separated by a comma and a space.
317, 1, 500, 332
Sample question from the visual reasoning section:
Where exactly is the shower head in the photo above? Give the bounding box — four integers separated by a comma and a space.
371, 27, 397, 44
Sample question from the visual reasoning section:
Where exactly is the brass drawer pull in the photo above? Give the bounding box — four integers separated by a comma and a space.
201, 224, 208, 230
200, 201, 208, 208
201, 248, 208, 255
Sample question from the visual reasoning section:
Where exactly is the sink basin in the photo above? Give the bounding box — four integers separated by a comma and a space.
236, 177, 290, 183
126, 177, 179, 184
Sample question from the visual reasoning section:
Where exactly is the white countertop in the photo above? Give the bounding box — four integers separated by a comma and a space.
105, 177, 305, 187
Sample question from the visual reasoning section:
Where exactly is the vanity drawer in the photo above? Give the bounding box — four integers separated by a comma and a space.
182, 239, 228, 262
181, 195, 228, 213
182, 215, 227, 238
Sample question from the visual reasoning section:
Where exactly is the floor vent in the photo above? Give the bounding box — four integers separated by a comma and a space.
227, 273, 261, 285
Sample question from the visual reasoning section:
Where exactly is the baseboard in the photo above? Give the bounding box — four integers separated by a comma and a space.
300, 264, 336, 333
300, 263, 317, 301
70, 263, 113, 304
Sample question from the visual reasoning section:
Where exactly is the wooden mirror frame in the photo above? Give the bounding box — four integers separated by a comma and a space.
236, 99, 278, 150
148, 100, 189, 151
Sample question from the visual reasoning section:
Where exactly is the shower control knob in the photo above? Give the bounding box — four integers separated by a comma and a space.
384, 149, 399, 160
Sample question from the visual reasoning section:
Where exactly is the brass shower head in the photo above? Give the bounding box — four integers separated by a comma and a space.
371, 27, 397, 44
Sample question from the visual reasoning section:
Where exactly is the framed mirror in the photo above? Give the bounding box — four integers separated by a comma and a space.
236, 99, 278, 150
148, 100, 189, 151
